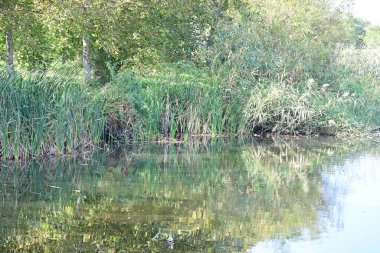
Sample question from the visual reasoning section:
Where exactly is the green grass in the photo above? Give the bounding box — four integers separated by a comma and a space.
101, 64, 238, 141
0, 72, 104, 160
102, 59, 380, 142
1, 45, 380, 161
2, 54, 380, 161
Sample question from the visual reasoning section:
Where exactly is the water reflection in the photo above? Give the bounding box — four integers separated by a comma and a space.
248, 154, 380, 253
0, 137, 378, 252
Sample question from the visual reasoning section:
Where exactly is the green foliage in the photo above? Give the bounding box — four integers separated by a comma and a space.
365, 24, 380, 47
0, 0, 217, 75
102, 64, 234, 141
343, 16, 368, 49
101, 64, 372, 139
0, 0, 379, 156
0, 72, 104, 160
209, 0, 349, 85
242, 82, 320, 134
334, 48, 380, 127
0, 0, 48, 69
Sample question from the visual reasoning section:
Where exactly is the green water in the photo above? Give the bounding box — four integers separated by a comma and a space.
0, 137, 379, 252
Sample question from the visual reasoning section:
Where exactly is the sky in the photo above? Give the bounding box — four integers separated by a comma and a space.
353, 0, 380, 25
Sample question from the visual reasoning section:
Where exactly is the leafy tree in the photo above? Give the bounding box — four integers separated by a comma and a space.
0, 0, 362, 81
0, 0, 51, 73
343, 16, 368, 48
365, 23, 380, 47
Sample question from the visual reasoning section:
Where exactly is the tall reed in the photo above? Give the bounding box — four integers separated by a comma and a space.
0, 72, 104, 160
102, 64, 240, 141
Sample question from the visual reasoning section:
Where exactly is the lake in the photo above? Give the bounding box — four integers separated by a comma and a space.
1, 137, 379, 252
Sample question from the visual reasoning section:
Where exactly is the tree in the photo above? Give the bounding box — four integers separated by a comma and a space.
0, 0, 48, 74
82, 0, 92, 81
0, 0, 17, 75
37, 0, 221, 77
5, 26, 14, 75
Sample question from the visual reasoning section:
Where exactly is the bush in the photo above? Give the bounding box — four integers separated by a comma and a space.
207, 0, 348, 86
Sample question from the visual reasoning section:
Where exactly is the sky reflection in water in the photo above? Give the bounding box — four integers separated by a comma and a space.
0, 138, 379, 252
250, 154, 380, 253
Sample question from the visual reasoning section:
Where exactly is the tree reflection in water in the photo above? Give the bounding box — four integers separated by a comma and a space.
0, 137, 376, 252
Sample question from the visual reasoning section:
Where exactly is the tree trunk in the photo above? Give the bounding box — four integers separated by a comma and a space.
206, 0, 223, 49
206, 0, 224, 66
5, 28, 15, 76
82, 36, 92, 81
82, 0, 92, 81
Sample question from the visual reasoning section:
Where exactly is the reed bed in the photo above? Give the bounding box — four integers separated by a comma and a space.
102, 62, 376, 141
101, 64, 238, 141
0, 73, 104, 160
2, 46, 380, 161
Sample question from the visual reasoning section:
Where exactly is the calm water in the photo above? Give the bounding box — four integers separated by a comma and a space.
0, 137, 379, 252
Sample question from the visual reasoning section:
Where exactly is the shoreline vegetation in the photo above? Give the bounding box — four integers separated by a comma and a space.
1, 1, 380, 160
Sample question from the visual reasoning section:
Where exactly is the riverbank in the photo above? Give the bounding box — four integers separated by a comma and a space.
1, 47, 380, 160
2, 1, 380, 160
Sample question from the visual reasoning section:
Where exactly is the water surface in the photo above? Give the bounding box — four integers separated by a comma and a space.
0, 137, 379, 252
